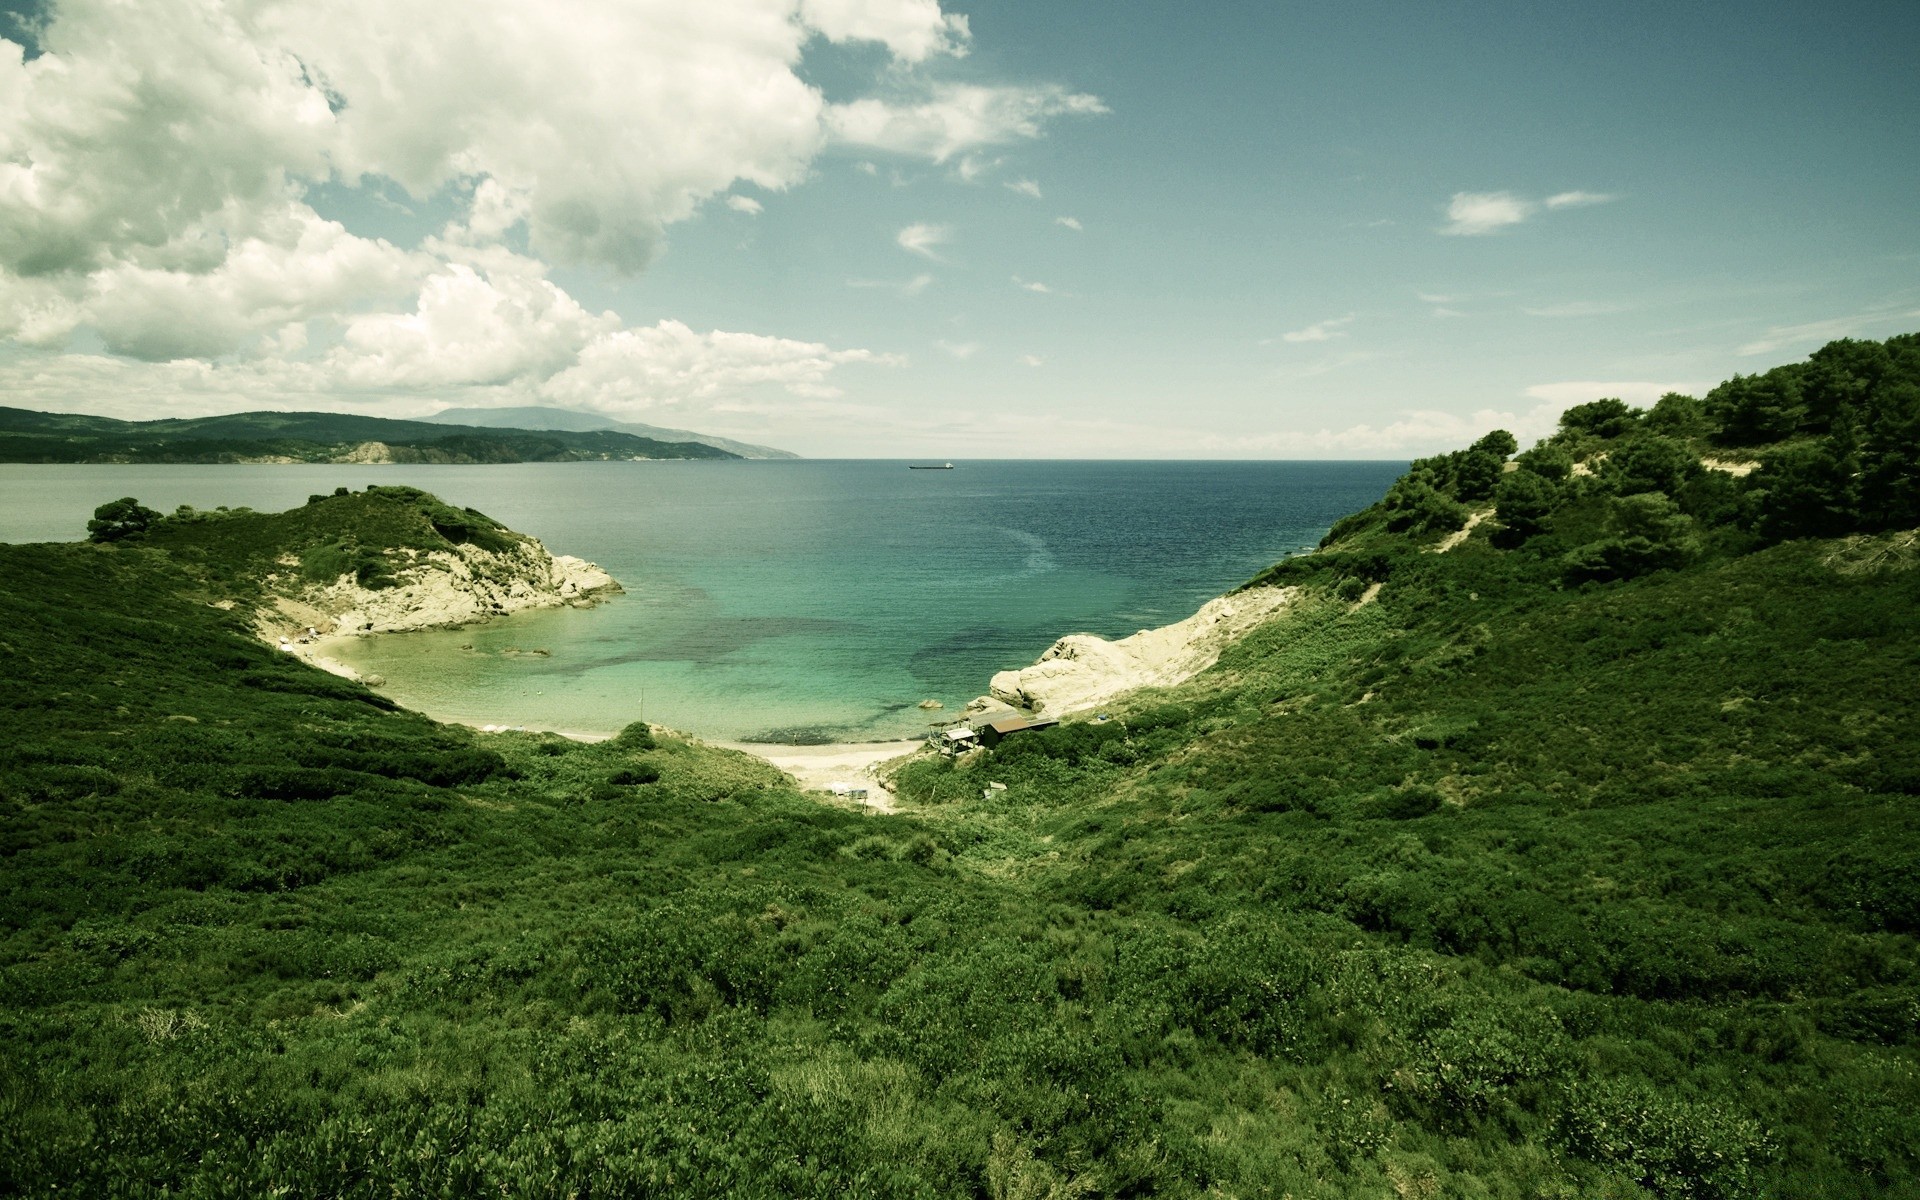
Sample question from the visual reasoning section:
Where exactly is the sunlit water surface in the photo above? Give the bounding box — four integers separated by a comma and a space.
1, 460, 1403, 741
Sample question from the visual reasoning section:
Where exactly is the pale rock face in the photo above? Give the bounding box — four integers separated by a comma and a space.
988, 585, 1297, 716
318, 540, 620, 635
258, 536, 620, 684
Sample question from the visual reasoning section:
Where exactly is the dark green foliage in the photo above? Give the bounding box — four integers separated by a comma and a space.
1492, 469, 1557, 547
1645, 391, 1711, 437
1609, 432, 1703, 496
1381, 472, 1469, 534
1564, 492, 1698, 582
1707, 370, 1805, 446
1514, 442, 1574, 481
1558, 397, 1639, 439
85, 495, 159, 542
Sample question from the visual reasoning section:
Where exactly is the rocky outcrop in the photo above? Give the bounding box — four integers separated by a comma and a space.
984, 585, 1298, 717
256, 537, 619, 644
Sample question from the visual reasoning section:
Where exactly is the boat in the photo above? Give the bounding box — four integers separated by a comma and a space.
908, 462, 954, 470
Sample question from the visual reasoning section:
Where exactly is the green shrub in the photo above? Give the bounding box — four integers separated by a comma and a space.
86, 497, 160, 543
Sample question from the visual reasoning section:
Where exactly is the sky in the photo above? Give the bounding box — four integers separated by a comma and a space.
0, 0, 1915, 457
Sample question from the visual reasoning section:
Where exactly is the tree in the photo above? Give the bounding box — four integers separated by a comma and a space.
1706, 370, 1804, 446
1752, 439, 1859, 541
1451, 430, 1519, 501
1381, 473, 1469, 536
86, 497, 161, 543
1514, 444, 1575, 482
1855, 381, 1920, 530
1610, 433, 1702, 497
1644, 392, 1710, 438
1492, 470, 1557, 548
1564, 493, 1698, 582
1558, 398, 1638, 440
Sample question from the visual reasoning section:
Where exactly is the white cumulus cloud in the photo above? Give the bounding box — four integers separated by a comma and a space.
827, 83, 1107, 162
1055, 215, 1082, 231
896, 222, 950, 258
799, 0, 970, 63
1005, 178, 1042, 199
0, 0, 1103, 431
542, 320, 900, 410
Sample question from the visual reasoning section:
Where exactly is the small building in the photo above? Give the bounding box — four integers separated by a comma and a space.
977, 715, 1058, 748
938, 727, 980, 755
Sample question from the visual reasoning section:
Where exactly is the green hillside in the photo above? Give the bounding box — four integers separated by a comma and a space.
0, 406, 740, 463
426, 404, 801, 460
2, 337, 1916, 1197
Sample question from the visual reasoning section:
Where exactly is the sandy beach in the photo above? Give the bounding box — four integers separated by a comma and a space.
716, 739, 919, 812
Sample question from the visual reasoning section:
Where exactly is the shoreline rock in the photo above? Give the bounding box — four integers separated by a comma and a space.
258, 535, 620, 680
982, 585, 1298, 718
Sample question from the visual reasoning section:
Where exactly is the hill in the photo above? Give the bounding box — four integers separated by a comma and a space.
0, 406, 741, 464
1, 335, 1916, 1197
426, 404, 800, 459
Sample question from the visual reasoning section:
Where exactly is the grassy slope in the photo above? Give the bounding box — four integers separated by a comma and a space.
4, 340, 1919, 1196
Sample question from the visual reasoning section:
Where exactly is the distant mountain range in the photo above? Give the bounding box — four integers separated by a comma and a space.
424, 406, 798, 459
0, 407, 744, 465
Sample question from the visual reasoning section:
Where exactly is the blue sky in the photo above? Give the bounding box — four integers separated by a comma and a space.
0, 0, 1914, 455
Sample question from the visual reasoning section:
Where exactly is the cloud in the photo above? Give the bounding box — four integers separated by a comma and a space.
1441, 192, 1535, 236
1004, 178, 1042, 199
0, 0, 1092, 376
39, 205, 426, 361
1522, 300, 1627, 318
935, 339, 978, 359
1735, 309, 1920, 356
1013, 276, 1050, 294
1441, 188, 1615, 235
541, 319, 900, 410
1280, 315, 1354, 344
1545, 190, 1615, 209
0, 312, 901, 424
798, 0, 970, 63
896, 222, 950, 259
329, 256, 615, 389
847, 272, 933, 296
1019, 354, 1044, 367
725, 195, 765, 215
1055, 216, 1082, 231
826, 83, 1107, 162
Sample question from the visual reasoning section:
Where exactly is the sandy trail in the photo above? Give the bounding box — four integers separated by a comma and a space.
719, 740, 918, 813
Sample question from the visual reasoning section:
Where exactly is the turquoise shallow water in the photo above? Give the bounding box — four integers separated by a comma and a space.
0, 460, 1404, 741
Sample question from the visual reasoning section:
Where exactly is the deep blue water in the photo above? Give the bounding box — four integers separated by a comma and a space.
0, 460, 1404, 740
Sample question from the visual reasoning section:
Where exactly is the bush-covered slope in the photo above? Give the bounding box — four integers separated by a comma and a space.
1, 337, 1916, 1198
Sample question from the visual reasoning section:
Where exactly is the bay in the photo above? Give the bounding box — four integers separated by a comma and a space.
0, 460, 1404, 741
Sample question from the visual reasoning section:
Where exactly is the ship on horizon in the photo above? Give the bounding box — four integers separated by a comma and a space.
908, 462, 954, 470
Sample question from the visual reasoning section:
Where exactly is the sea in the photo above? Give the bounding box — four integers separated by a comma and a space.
0, 460, 1405, 742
